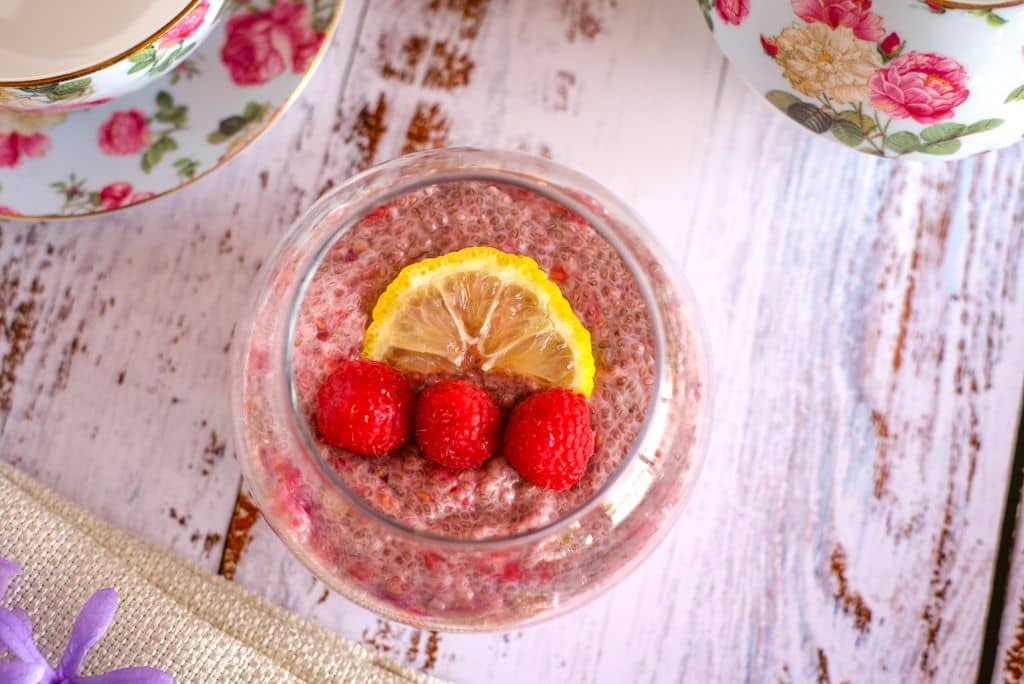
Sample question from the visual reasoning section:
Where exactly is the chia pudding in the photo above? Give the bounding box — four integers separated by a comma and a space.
237, 150, 708, 629
290, 180, 654, 540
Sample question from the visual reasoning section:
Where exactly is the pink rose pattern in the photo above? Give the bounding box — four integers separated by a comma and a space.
0, 132, 51, 168
98, 110, 151, 155
869, 52, 970, 124
715, 0, 750, 26
880, 32, 901, 58
750, 0, 1005, 156
760, 35, 779, 57
46, 174, 160, 214
790, 0, 885, 41
220, 2, 324, 85
160, 0, 211, 47
98, 183, 155, 210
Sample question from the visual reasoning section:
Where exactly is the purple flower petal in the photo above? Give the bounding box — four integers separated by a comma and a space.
0, 661, 48, 684
13, 607, 31, 630
0, 608, 49, 667
57, 588, 118, 678
70, 667, 173, 684
0, 556, 22, 601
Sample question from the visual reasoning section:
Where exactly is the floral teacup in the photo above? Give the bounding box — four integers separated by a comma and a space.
0, 0, 226, 113
700, 0, 1024, 159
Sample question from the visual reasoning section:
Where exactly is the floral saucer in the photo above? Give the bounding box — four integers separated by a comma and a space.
0, 0, 341, 219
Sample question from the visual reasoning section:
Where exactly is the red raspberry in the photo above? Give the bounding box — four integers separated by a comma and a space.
315, 359, 414, 456
504, 388, 594, 491
414, 379, 502, 469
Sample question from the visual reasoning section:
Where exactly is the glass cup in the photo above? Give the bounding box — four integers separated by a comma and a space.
231, 147, 711, 631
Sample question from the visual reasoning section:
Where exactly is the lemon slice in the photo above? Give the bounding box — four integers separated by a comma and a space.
363, 246, 595, 397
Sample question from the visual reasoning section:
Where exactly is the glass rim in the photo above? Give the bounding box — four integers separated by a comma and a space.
265, 148, 695, 550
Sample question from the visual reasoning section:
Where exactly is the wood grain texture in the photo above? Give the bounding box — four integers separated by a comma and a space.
2, 1, 1024, 683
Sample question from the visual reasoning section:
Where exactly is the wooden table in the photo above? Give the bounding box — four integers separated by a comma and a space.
3, 1, 1023, 682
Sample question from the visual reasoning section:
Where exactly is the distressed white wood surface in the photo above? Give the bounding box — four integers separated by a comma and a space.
2, 1, 1024, 682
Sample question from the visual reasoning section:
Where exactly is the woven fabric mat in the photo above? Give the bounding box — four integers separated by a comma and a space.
0, 460, 446, 684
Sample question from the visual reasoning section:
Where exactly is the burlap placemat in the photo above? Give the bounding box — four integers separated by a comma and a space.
0, 460, 446, 683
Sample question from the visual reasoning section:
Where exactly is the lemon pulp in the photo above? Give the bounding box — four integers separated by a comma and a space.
362, 246, 595, 397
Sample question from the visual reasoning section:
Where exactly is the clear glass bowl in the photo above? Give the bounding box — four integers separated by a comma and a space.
231, 148, 711, 631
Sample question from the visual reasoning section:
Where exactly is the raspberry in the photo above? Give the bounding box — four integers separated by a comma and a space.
315, 359, 414, 456
503, 388, 594, 491
414, 379, 502, 469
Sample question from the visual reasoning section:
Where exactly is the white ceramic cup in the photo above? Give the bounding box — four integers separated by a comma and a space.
700, 0, 1024, 159
0, 0, 226, 112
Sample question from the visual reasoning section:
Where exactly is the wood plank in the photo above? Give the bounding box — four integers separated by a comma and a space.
2, 0, 1023, 682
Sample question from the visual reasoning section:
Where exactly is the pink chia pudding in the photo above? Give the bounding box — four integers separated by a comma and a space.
290, 180, 654, 540
237, 150, 708, 629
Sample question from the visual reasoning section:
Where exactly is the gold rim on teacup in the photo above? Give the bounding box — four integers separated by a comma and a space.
0, 0, 203, 87
926, 0, 1024, 8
